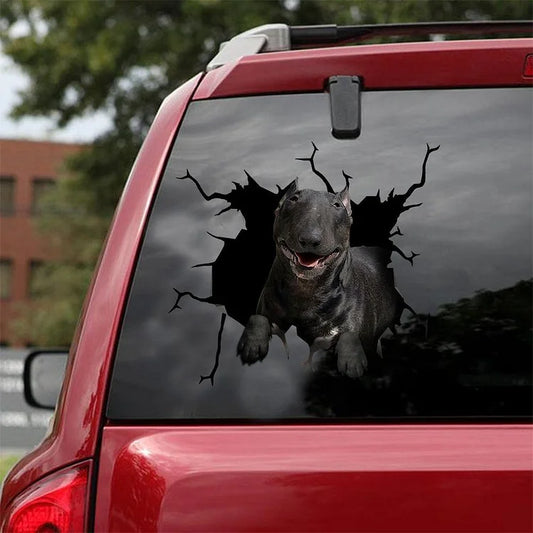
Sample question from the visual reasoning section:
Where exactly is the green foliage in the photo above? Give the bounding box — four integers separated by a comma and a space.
10, 183, 108, 346
1, 0, 531, 345
305, 280, 532, 417
386, 280, 533, 401
0, 455, 22, 486
12, 259, 99, 347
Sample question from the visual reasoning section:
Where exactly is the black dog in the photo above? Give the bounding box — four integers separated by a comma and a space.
237, 179, 402, 378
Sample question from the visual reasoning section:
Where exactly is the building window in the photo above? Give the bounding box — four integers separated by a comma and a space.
28, 260, 45, 298
31, 178, 56, 215
0, 176, 16, 216
0, 259, 13, 299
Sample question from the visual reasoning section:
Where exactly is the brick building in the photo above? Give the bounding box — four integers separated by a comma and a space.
0, 139, 83, 346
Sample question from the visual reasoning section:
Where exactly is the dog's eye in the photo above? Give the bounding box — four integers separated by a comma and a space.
289, 195, 299, 202
332, 201, 342, 209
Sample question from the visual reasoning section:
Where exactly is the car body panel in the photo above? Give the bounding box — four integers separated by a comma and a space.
194, 39, 533, 100
94, 425, 533, 532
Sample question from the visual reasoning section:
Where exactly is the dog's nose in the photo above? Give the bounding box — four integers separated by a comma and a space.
298, 230, 322, 249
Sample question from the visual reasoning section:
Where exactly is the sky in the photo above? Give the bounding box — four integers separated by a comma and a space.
0, 51, 111, 144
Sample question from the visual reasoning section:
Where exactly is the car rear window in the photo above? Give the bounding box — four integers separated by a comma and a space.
107, 88, 532, 420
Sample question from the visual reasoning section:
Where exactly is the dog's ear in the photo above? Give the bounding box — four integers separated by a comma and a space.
337, 183, 352, 218
277, 178, 299, 208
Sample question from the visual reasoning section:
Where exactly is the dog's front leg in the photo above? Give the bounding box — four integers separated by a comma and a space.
237, 314, 272, 364
335, 332, 368, 378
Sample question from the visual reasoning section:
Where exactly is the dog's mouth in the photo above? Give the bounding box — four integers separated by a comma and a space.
295, 252, 324, 268
279, 241, 339, 270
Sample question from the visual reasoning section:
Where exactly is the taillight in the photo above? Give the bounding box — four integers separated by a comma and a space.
524, 54, 533, 78
2, 462, 90, 533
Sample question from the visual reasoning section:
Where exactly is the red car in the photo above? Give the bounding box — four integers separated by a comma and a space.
2, 21, 532, 532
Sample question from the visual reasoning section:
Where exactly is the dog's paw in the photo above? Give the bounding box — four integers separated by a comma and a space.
335, 332, 368, 378
237, 315, 271, 364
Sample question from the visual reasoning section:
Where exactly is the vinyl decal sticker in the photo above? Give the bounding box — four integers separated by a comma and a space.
170, 143, 440, 384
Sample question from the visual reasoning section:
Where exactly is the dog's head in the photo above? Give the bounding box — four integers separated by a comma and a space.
274, 179, 352, 279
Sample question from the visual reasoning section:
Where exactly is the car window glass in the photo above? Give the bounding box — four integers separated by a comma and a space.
107, 88, 532, 420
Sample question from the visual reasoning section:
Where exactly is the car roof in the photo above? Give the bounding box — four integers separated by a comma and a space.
206, 21, 533, 71
195, 38, 533, 99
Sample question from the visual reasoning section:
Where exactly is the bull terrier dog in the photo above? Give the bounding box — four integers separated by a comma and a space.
237, 179, 402, 378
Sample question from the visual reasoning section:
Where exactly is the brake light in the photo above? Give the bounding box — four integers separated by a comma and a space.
524, 54, 533, 78
2, 462, 90, 533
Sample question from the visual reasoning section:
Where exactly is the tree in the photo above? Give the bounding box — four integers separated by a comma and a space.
304, 280, 532, 417
1, 0, 531, 345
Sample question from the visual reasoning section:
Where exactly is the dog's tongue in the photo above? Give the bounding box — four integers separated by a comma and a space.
296, 253, 321, 268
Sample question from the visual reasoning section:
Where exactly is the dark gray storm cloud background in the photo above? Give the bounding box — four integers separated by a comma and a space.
108, 88, 532, 419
